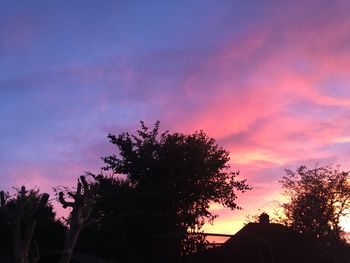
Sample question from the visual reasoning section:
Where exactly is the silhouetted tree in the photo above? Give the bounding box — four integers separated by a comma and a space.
75, 175, 142, 262
0, 187, 53, 263
97, 121, 250, 260
31, 202, 66, 263
280, 165, 350, 244
58, 175, 95, 263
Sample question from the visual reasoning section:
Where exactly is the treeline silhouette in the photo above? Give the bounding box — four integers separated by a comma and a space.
1, 122, 350, 263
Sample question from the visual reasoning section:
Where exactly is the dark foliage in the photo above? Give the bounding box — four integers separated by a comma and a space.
0, 188, 66, 262
76, 176, 150, 262
280, 165, 350, 249
103, 121, 250, 227
77, 121, 250, 262
57, 175, 97, 263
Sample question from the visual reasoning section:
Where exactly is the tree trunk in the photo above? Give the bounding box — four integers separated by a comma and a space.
59, 216, 82, 263
12, 216, 28, 263
58, 176, 93, 263
1, 189, 49, 263
12, 219, 37, 263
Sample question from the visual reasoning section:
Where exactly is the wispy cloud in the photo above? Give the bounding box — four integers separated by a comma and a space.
1, 0, 350, 233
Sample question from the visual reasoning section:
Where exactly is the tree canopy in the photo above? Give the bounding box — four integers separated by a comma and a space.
83, 121, 250, 260
0, 188, 66, 262
280, 165, 350, 243
103, 121, 250, 228
0, 121, 251, 262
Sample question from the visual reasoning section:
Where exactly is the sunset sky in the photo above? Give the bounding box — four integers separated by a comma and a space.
2, 1, 350, 234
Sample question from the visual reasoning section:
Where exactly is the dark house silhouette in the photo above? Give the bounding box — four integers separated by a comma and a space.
190, 220, 331, 263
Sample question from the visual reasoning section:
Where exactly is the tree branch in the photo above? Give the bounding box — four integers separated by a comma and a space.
59, 192, 74, 208
80, 176, 89, 191
0, 191, 14, 218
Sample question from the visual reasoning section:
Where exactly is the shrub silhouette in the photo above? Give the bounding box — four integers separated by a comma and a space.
0, 187, 65, 263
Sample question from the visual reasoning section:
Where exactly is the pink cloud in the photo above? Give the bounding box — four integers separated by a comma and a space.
4, 1, 350, 235
157, 3, 350, 233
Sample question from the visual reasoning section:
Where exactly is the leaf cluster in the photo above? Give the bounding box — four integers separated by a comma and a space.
102, 121, 250, 231
280, 165, 350, 242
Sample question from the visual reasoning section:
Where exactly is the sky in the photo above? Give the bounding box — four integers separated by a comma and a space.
2, 0, 350, 234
